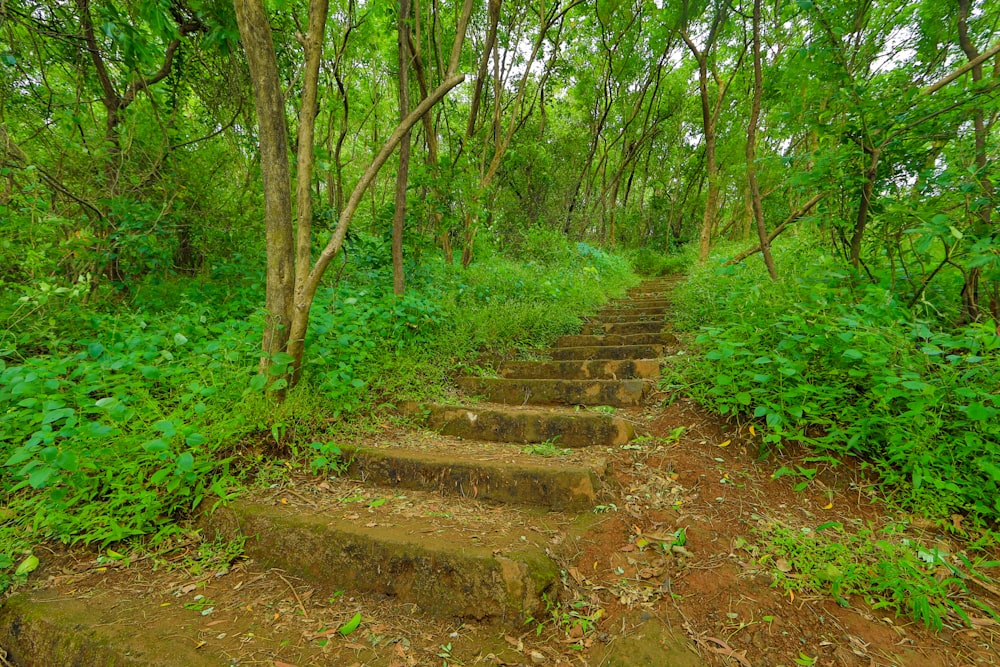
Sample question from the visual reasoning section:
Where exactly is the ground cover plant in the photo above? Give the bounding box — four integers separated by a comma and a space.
0, 229, 633, 590
672, 238, 1000, 524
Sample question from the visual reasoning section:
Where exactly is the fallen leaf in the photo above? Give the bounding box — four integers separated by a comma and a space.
717, 439, 731, 448
822, 502, 833, 510
749, 425, 756, 436
776, 558, 792, 573
339, 612, 362, 636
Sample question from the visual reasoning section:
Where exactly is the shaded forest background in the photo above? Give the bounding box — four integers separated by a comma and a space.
0, 0, 998, 560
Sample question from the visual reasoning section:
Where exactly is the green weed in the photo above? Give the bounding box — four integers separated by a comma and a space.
747, 518, 1000, 630
671, 239, 1000, 523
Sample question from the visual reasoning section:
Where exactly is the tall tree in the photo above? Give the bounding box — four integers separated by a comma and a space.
234, 0, 472, 386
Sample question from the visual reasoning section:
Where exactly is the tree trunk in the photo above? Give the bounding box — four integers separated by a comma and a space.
746, 0, 777, 279
392, 0, 412, 296
849, 145, 880, 270
233, 0, 295, 374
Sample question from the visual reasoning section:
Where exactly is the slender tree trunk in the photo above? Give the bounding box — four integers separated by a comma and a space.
747, 0, 777, 279
849, 145, 880, 270
392, 0, 412, 296
234, 0, 295, 373
957, 0, 995, 322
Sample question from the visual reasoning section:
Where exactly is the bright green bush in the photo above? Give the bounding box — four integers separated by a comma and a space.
672, 239, 1000, 522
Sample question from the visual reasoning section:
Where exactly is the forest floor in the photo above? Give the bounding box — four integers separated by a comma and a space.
16, 393, 1000, 666
7, 274, 1000, 667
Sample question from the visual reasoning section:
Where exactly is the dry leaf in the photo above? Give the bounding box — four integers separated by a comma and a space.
717, 439, 731, 448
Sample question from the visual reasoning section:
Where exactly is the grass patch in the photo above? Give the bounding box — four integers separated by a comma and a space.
741, 518, 1000, 630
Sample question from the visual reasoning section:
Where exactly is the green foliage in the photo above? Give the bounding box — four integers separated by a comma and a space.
748, 519, 1000, 630
672, 239, 1000, 522
0, 223, 635, 586
626, 247, 691, 276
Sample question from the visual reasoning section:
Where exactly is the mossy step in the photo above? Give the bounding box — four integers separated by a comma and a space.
580, 320, 665, 335
588, 312, 664, 324
403, 403, 634, 447
201, 500, 560, 623
597, 305, 669, 317
498, 358, 660, 380
0, 595, 220, 666
612, 298, 671, 308
340, 444, 605, 511
546, 344, 666, 361
555, 332, 677, 348
457, 377, 647, 407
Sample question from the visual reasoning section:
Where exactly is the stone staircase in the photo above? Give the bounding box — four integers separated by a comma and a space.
0, 277, 680, 664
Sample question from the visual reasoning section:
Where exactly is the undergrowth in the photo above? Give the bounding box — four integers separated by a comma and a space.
741, 518, 1000, 630
670, 237, 1000, 524
0, 227, 634, 589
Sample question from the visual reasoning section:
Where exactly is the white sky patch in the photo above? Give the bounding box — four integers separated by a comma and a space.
870, 25, 916, 75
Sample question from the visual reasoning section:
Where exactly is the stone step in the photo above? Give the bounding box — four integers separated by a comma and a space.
597, 306, 669, 318
456, 377, 647, 407
403, 402, 634, 447
340, 443, 605, 511
612, 298, 671, 308
546, 344, 666, 361
201, 496, 562, 623
498, 358, 660, 380
555, 332, 677, 348
588, 312, 664, 324
580, 320, 665, 335
0, 595, 220, 666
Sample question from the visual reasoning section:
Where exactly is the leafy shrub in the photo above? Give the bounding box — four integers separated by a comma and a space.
671, 240, 1000, 522
626, 246, 691, 276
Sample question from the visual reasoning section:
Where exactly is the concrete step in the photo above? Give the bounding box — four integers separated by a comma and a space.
340, 443, 605, 511
555, 332, 677, 348
404, 402, 634, 447
547, 344, 666, 361
201, 496, 562, 624
580, 320, 665, 335
457, 377, 647, 407
498, 358, 660, 380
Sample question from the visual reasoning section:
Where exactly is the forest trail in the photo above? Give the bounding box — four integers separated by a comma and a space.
1, 278, 997, 666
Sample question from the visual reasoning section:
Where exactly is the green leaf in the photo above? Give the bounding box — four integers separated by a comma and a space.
338, 612, 361, 636
186, 433, 206, 446
154, 420, 177, 438
140, 366, 162, 380
28, 468, 53, 489
142, 439, 169, 453
15, 555, 39, 577
88, 343, 105, 359
966, 402, 991, 421
174, 333, 189, 346
249, 374, 268, 391
176, 452, 194, 472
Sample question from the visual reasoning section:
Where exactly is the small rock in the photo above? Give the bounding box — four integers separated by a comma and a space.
529, 649, 546, 664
